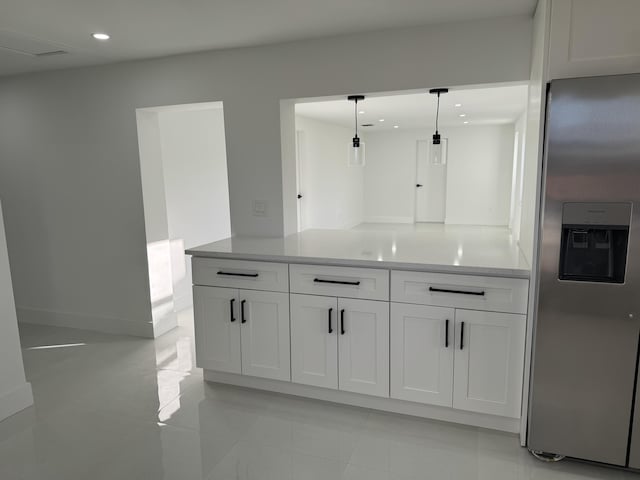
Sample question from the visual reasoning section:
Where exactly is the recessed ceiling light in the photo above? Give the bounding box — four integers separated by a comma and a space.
92, 33, 110, 40
378, 118, 385, 122
463, 121, 469, 124
459, 113, 466, 117
359, 110, 365, 114
393, 125, 399, 129
455, 103, 462, 107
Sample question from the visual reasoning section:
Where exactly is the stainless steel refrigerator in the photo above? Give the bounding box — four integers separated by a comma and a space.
528, 73, 640, 469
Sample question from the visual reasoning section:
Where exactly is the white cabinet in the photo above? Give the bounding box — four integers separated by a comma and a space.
193, 286, 290, 381
390, 303, 454, 407
549, 0, 640, 79
338, 298, 389, 398
291, 295, 390, 397
193, 286, 241, 374
239, 290, 291, 382
453, 309, 526, 418
290, 294, 338, 389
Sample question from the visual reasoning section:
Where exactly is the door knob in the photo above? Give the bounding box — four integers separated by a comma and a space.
416, 184, 423, 187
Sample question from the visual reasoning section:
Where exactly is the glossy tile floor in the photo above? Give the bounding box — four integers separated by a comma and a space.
1, 311, 635, 479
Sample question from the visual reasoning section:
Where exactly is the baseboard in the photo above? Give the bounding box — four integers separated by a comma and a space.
153, 310, 178, 337
17, 306, 154, 338
203, 370, 520, 434
363, 216, 415, 224
173, 292, 193, 312
0, 382, 33, 422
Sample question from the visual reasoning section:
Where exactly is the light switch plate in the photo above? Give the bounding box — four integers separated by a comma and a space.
252, 200, 267, 216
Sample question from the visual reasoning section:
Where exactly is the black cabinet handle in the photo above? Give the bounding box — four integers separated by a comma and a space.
230, 298, 236, 323
460, 321, 465, 350
429, 287, 485, 296
314, 278, 361, 286
217, 271, 259, 278
297, 194, 303, 199
445, 319, 449, 348
340, 309, 346, 335
328, 308, 333, 334
241, 300, 247, 324
416, 184, 423, 187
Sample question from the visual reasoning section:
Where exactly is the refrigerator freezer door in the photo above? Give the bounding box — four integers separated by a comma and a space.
528, 74, 640, 466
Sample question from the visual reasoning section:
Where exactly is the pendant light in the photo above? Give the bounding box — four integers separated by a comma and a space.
429, 88, 449, 165
347, 95, 365, 166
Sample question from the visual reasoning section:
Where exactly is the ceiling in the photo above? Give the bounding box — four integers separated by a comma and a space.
295, 84, 529, 131
0, 0, 536, 77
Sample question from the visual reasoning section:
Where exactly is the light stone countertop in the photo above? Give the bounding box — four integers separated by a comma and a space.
186, 225, 531, 278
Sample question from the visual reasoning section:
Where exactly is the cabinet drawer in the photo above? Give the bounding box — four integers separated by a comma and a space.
192, 258, 288, 292
290, 264, 389, 301
391, 271, 528, 314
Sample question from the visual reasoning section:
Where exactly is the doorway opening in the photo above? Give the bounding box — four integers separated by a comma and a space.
136, 102, 231, 337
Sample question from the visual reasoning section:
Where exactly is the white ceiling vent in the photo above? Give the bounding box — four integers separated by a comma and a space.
0, 29, 68, 57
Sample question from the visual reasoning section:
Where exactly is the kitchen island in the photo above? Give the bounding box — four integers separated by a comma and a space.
187, 227, 530, 433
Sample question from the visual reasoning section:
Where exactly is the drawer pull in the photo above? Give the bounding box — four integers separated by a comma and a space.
314, 278, 361, 286
217, 271, 259, 278
429, 287, 485, 296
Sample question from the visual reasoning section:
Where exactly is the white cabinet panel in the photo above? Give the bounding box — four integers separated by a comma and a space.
240, 290, 291, 381
193, 286, 241, 374
290, 264, 389, 301
338, 298, 389, 397
290, 294, 338, 389
192, 257, 289, 292
391, 270, 528, 314
390, 303, 454, 407
550, 0, 640, 79
453, 309, 526, 417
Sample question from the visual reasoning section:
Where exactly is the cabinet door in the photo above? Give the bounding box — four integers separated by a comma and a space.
290, 294, 338, 389
240, 290, 291, 381
338, 298, 389, 397
193, 286, 241, 374
390, 303, 454, 407
453, 309, 526, 417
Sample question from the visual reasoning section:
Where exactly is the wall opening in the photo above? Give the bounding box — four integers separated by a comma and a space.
136, 102, 231, 337
288, 84, 528, 234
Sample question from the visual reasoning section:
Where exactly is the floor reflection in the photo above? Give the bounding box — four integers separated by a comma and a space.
2, 311, 636, 479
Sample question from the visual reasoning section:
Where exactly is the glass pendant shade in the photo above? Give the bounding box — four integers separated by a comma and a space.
348, 139, 366, 166
430, 137, 447, 165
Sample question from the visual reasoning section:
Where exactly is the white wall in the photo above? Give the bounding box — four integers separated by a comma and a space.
0, 201, 33, 421
0, 17, 532, 336
510, 111, 527, 241
445, 125, 515, 226
158, 107, 231, 311
138, 106, 231, 336
363, 125, 515, 226
295, 116, 363, 229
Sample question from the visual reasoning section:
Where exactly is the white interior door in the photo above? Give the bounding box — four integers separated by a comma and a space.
290, 294, 338, 389
295, 129, 306, 232
338, 298, 389, 397
415, 139, 447, 223
240, 289, 291, 381
390, 303, 454, 407
193, 286, 241, 374
453, 309, 526, 417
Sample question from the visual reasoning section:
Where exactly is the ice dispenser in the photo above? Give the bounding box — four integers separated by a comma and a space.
559, 203, 631, 283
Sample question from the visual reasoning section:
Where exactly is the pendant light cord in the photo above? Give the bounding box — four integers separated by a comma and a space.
354, 98, 358, 138
435, 92, 440, 133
